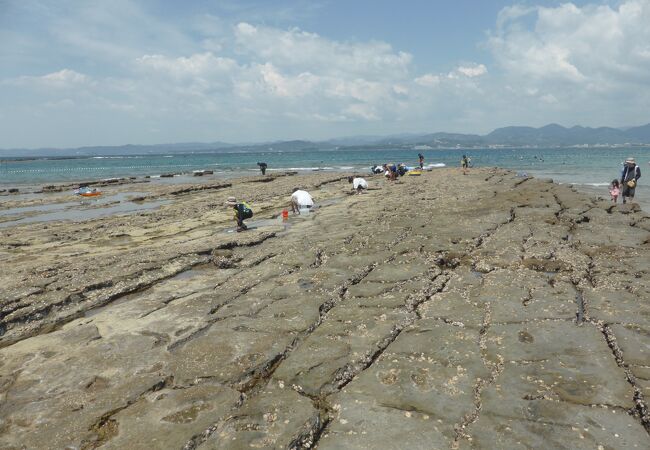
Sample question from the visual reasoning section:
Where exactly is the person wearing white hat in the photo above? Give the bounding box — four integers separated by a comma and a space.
620, 157, 641, 204
225, 196, 253, 231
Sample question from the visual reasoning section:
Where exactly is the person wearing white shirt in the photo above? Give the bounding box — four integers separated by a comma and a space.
348, 176, 368, 193
290, 188, 314, 214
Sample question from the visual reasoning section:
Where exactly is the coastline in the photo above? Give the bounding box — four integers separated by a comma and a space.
2, 168, 647, 224
2, 145, 648, 193
1, 168, 649, 448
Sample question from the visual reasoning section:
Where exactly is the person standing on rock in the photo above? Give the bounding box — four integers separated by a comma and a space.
620, 157, 641, 204
225, 196, 253, 232
461, 155, 471, 175
609, 179, 620, 203
290, 188, 314, 214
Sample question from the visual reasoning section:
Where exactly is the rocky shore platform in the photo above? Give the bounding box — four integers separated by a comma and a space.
1, 168, 649, 449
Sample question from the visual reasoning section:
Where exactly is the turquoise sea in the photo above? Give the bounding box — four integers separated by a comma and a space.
1, 147, 648, 198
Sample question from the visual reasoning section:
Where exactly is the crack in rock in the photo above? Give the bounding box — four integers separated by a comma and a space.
452, 300, 505, 447
287, 410, 331, 450
589, 319, 650, 433
80, 376, 174, 449
0, 255, 209, 348
180, 265, 378, 449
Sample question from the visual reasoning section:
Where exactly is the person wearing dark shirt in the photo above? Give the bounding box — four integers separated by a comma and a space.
461, 155, 471, 175
225, 196, 253, 231
620, 157, 641, 204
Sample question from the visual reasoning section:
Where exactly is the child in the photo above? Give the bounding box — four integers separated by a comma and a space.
609, 179, 620, 203
225, 196, 253, 231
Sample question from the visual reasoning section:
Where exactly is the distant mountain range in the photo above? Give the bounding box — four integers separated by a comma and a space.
2, 123, 650, 157
372, 123, 650, 147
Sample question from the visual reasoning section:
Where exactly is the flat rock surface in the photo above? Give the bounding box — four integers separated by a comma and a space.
1, 169, 649, 449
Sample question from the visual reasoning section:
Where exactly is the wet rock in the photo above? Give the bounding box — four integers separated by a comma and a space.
0, 169, 648, 448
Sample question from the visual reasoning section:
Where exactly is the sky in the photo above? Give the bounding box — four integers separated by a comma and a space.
1, 0, 649, 148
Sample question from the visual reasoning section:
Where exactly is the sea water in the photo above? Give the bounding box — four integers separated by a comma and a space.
1, 147, 648, 198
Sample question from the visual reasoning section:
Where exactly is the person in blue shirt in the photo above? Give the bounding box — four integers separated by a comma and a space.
383, 163, 398, 181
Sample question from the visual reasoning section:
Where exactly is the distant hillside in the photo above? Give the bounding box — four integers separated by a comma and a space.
0, 142, 233, 158
2, 123, 649, 157
227, 140, 336, 152
344, 123, 650, 148
625, 123, 650, 141
484, 124, 630, 146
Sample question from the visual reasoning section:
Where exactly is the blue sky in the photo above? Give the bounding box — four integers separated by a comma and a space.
1, 0, 649, 148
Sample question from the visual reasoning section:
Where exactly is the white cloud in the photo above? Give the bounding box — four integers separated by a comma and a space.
495, 5, 536, 30
256, 63, 321, 98
416, 63, 487, 87
0, 1, 493, 146
488, 1, 650, 88
4, 0, 649, 148
43, 99, 75, 108
6, 69, 91, 88
540, 94, 558, 104
343, 103, 379, 121
482, 0, 650, 128
136, 53, 238, 78
129, 23, 418, 125
234, 22, 412, 80
41, 69, 89, 84
456, 64, 488, 78
415, 74, 440, 87
123, 23, 419, 124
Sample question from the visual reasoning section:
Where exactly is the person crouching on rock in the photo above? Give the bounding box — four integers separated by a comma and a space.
225, 196, 253, 232
348, 176, 368, 194
383, 163, 397, 181
290, 187, 314, 214
620, 157, 641, 204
